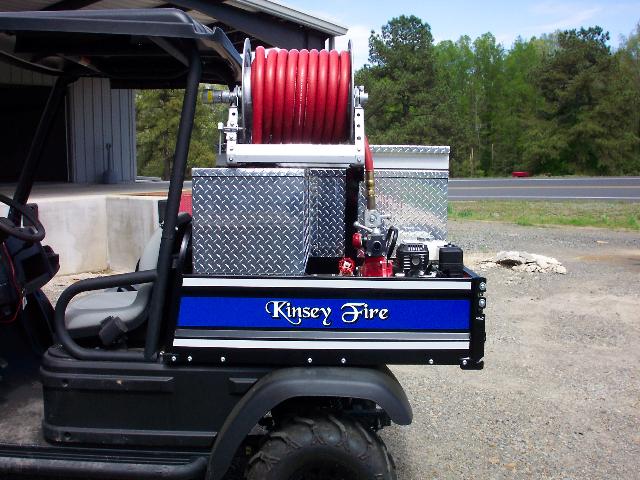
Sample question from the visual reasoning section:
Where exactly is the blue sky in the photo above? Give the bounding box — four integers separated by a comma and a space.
286, 0, 640, 68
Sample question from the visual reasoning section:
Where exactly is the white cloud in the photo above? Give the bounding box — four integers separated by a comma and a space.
492, 2, 604, 47
534, 7, 602, 32
334, 24, 372, 70
527, 1, 602, 31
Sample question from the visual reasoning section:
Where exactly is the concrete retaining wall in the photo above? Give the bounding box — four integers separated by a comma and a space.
2, 195, 163, 275
37, 196, 109, 275
106, 196, 160, 272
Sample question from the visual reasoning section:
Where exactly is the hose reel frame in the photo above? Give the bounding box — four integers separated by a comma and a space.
212, 38, 366, 166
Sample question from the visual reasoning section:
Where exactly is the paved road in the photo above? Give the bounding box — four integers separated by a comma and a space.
449, 176, 640, 201
3, 176, 639, 202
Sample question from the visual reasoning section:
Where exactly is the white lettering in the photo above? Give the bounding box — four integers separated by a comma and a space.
341, 302, 366, 323
265, 300, 332, 326
341, 303, 390, 323
266, 301, 388, 326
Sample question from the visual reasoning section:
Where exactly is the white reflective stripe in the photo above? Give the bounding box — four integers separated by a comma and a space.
182, 277, 471, 291
172, 338, 469, 350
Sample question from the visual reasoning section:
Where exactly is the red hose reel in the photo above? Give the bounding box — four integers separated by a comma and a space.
250, 46, 351, 145
220, 40, 393, 277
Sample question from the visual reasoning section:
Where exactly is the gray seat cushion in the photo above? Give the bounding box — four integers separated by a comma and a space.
64, 225, 170, 339
65, 283, 153, 338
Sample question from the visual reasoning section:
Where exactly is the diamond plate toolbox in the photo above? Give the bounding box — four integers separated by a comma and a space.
308, 168, 448, 258
309, 169, 346, 257
359, 169, 448, 244
192, 168, 310, 276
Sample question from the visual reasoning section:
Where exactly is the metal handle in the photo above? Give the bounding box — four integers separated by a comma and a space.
353, 221, 373, 233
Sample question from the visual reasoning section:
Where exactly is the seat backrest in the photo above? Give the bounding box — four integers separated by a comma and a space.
139, 227, 163, 271
138, 213, 192, 272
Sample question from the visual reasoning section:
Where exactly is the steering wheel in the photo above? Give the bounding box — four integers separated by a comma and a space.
0, 194, 45, 243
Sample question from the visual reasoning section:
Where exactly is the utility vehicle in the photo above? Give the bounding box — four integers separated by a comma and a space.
0, 9, 486, 480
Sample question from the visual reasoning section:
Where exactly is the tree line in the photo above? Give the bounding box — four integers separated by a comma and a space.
136, 87, 227, 179
136, 16, 640, 179
358, 16, 640, 177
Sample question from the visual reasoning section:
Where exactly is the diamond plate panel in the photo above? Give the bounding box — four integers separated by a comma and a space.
370, 145, 450, 154
192, 168, 310, 276
359, 169, 449, 244
309, 169, 346, 257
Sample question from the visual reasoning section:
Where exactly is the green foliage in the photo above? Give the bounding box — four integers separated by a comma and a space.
358, 15, 437, 145
136, 87, 225, 179
448, 200, 640, 230
359, 18, 640, 176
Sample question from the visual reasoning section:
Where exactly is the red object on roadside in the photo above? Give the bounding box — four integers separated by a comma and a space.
360, 256, 394, 278
512, 171, 530, 177
179, 193, 192, 215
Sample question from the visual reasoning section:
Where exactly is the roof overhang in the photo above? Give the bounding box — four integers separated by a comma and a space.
224, 0, 347, 37
0, 0, 349, 51
0, 9, 242, 88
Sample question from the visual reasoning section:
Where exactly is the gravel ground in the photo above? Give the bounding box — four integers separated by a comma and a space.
382, 220, 640, 480
41, 220, 640, 479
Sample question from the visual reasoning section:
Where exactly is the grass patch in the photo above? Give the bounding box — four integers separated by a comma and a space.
448, 201, 640, 231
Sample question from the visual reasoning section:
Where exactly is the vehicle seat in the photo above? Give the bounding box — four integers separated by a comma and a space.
64, 227, 162, 339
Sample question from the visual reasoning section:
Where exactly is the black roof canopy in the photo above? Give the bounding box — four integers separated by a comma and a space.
0, 8, 242, 87
0, 1, 348, 53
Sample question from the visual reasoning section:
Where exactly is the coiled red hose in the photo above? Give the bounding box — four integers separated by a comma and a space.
251, 46, 376, 207
251, 47, 351, 146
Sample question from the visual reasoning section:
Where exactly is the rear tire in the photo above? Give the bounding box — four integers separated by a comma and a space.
246, 414, 396, 480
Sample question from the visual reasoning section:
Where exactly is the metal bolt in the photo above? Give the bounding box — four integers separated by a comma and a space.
307, 357, 313, 364
171, 355, 177, 362
428, 358, 434, 365
462, 359, 468, 366
479, 281, 487, 291
187, 355, 193, 362
478, 297, 487, 309
220, 356, 226, 363
340, 358, 346, 364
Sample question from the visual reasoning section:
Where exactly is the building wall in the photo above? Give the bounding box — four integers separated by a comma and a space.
68, 78, 137, 184
1, 62, 138, 185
